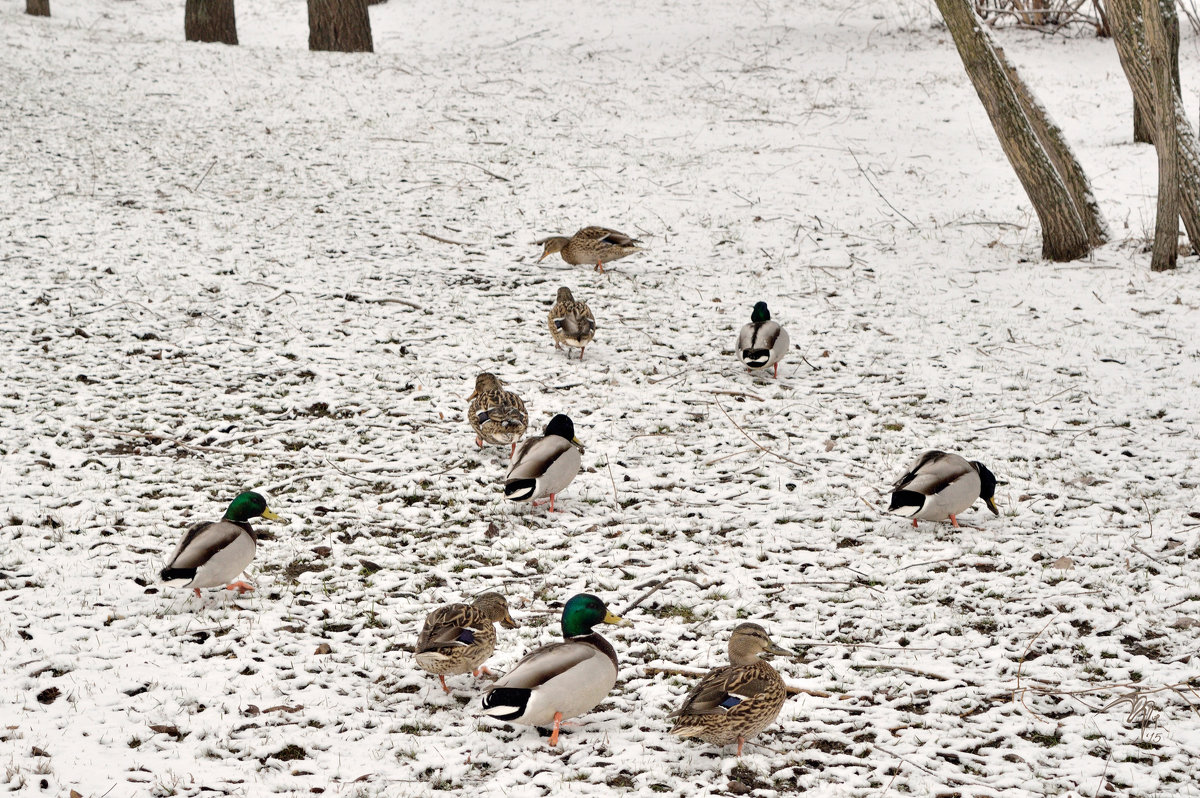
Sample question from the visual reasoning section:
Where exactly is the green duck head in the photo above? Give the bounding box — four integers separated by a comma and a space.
750, 302, 771, 323
223, 491, 281, 523
560, 593, 624, 638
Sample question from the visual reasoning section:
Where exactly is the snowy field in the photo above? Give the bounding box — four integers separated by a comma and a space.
3, 0, 1200, 795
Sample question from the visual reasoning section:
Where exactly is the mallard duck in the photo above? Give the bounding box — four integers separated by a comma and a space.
888, 450, 999, 528
468, 373, 529, 456
736, 301, 790, 378
503, 414, 583, 512
160, 491, 281, 598
548, 287, 597, 360
536, 226, 644, 273
481, 593, 625, 746
667, 623, 792, 756
415, 592, 518, 694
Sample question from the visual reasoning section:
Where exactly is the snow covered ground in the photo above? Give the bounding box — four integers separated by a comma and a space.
3, 0, 1200, 795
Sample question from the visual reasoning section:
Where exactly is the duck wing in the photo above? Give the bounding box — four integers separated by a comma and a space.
164, 520, 250, 571
555, 302, 596, 340
582, 226, 641, 247
505, 435, 574, 481
890, 450, 969, 494
737, 320, 782, 352
668, 665, 773, 717
490, 641, 598, 690
417, 603, 482, 653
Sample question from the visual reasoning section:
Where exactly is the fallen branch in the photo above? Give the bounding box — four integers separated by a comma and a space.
847, 148, 918, 230
849, 663, 975, 685
414, 230, 477, 247
620, 576, 711, 615
712, 399, 808, 472
441, 159, 510, 182
642, 665, 832, 698
705, 389, 764, 402
605, 455, 620, 508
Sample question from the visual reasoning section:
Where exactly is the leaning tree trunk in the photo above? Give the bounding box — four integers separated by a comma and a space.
26, 0, 50, 16
1144, 0, 1178, 271
935, 0, 1090, 261
994, 42, 1108, 247
308, 0, 373, 53
1109, 0, 1200, 254
185, 0, 238, 45
1132, 0, 1178, 144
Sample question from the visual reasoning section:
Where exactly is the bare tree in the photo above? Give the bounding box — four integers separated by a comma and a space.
995, 42, 1107, 247
185, 0, 238, 45
1144, 0, 1179, 270
1132, 1, 1178, 144
935, 0, 1102, 261
1109, 0, 1200, 254
26, 0, 50, 16
308, 0, 373, 53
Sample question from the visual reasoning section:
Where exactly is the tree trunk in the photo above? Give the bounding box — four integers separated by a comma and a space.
1132, 0, 1178, 144
185, 0, 238, 45
1144, 0, 1178, 271
1109, 0, 1200, 254
994, 42, 1108, 247
935, 0, 1090, 261
26, 0, 50, 16
308, 0, 373, 53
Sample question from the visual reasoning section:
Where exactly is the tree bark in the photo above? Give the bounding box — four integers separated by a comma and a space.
1144, 0, 1178, 271
994, 42, 1107, 247
185, 0, 238, 45
935, 0, 1090, 261
1109, 0, 1200, 254
308, 0, 374, 53
1132, 0, 1178, 144
26, 0, 50, 16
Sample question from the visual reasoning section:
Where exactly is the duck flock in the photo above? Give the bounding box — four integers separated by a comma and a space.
159, 226, 1003, 757
8, 0, 1200, 794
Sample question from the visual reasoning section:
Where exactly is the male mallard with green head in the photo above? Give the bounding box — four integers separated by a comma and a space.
415, 592, 518, 694
467, 373, 529, 457
736, 301, 790, 378
548, 287, 597, 360
503, 414, 583, 512
668, 623, 792, 756
481, 593, 626, 747
536, 226, 643, 273
160, 491, 281, 598
887, 450, 1000, 528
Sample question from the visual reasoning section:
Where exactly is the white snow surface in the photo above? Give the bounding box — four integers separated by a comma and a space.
3, 0, 1200, 795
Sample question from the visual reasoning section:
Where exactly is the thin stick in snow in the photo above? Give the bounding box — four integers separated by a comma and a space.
847, 148, 918, 230
619, 576, 711, 616
712, 399, 808, 472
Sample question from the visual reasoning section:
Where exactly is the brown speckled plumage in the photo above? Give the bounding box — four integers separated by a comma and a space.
536, 226, 643, 272
547, 287, 596, 359
467, 373, 528, 450
667, 623, 791, 755
415, 593, 517, 693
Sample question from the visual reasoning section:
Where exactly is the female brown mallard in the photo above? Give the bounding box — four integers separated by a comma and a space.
547, 287, 596, 360
415, 592, 518, 694
535, 226, 644, 273
467, 373, 529, 456
667, 623, 792, 756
